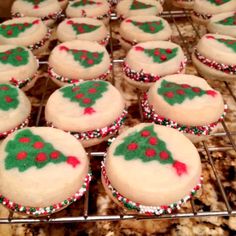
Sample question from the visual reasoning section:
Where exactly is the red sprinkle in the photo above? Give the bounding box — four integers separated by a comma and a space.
87, 59, 94, 65
177, 89, 185, 95
165, 48, 172, 54
192, 87, 201, 93
75, 93, 84, 99
160, 55, 167, 61
88, 88, 96, 94
165, 91, 174, 98
206, 90, 217, 97
83, 97, 92, 104
135, 46, 144, 51
66, 156, 80, 168
5, 96, 12, 103
7, 30, 12, 35
181, 84, 190, 88
15, 55, 22, 61
0, 86, 9, 90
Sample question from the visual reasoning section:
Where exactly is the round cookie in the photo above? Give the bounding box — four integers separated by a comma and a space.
123, 41, 186, 90
57, 18, 109, 45
116, 0, 163, 20
0, 17, 51, 57
102, 123, 202, 215
0, 45, 39, 91
48, 40, 111, 87
65, 0, 110, 25
172, 0, 194, 9
0, 84, 31, 140
207, 11, 236, 37
192, 0, 236, 25
0, 127, 91, 216
45, 80, 127, 148
119, 16, 172, 50
192, 34, 236, 82
142, 74, 226, 143
11, 0, 62, 27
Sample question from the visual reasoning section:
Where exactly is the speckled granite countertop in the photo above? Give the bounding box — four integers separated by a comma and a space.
0, 9, 236, 236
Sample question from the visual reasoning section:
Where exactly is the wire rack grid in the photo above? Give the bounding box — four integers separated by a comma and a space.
0, 9, 236, 224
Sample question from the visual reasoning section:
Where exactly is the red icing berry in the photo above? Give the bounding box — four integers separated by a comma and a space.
36, 153, 47, 162
17, 151, 27, 160
80, 55, 87, 60
127, 142, 138, 151
88, 88, 97, 94
0, 86, 9, 90
33, 141, 44, 149
181, 84, 190, 88
75, 93, 84, 99
19, 137, 30, 143
150, 26, 155, 31
154, 49, 160, 56
149, 137, 158, 145
34, 5, 39, 9
15, 55, 22, 61
206, 90, 217, 97
145, 148, 156, 157
93, 82, 100, 87
5, 50, 12, 55
159, 151, 169, 160
5, 96, 12, 103
66, 156, 80, 168
72, 86, 80, 92
165, 48, 172, 54
192, 87, 201, 93
23, 22, 29, 26
164, 91, 174, 98
172, 161, 187, 176
77, 26, 84, 33
83, 97, 92, 104
160, 55, 167, 61
50, 151, 60, 159
125, 19, 132, 23
177, 89, 185, 95
33, 19, 40, 24
87, 59, 94, 65
84, 107, 96, 115
59, 45, 69, 51
141, 130, 150, 137
2, 56, 8, 61
7, 30, 12, 35
93, 52, 99, 58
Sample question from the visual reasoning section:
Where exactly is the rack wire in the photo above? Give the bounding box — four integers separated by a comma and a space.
0, 9, 236, 224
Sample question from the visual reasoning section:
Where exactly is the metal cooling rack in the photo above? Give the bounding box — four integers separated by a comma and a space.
1, 10, 236, 224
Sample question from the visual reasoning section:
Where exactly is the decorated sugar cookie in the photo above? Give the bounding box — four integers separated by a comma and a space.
192, 34, 236, 81
45, 80, 127, 147
207, 11, 236, 37
142, 74, 226, 143
172, 0, 194, 9
0, 84, 31, 140
102, 123, 202, 215
119, 16, 172, 50
57, 18, 109, 45
116, 0, 163, 19
48, 40, 111, 87
11, 0, 62, 26
123, 41, 186, 89
0, 127, 91, 216
0, 45, 39, 90
0, 17, 50, 56
192, 0, 236, 25
66, 0, 110, 25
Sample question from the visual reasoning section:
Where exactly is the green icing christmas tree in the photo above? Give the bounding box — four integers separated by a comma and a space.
206, 0, 231, 6
127, 19, 164, 34
135, 46, 178, 64
5, 129, 80, 172
60, 80, 108, 115
217, 38, 236, 53
59, 45, 104, 68
0, 84, 19, 111
217, 13, 236, 26
157, 80, 217, 106
0, 20, 40, 38
130, 0, 154, 10
0, 47, 29, 67
114, 125, 187, 176
67, 20, 100, 35
71, 0, 99, 7
22, 0, 46, 9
